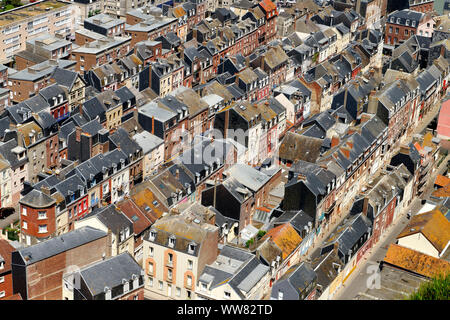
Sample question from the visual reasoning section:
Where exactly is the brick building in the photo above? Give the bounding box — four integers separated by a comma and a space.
0, 239, 15, 300
11, 226, 109, 300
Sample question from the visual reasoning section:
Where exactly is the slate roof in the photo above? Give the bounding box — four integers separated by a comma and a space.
79, 252, 143, 297
19, 189, 56, 208
271, 262, 317, 299
16, 226, 107, 265
279, 131, 323, 163
84, 204, 133, 236
108, 128, 142, 158
50, 67, 82, 90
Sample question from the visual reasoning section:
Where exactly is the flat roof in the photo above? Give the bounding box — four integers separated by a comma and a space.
0, 0, 70, 28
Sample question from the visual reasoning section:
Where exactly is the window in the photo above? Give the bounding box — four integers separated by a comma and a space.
168, 253, 173, 265
158, 281, 163, 290
186, 275, 192, 287
149, 246, 154, 257
22, 207, 27, 216
278, 290, 283, 300
0, 276, 4, 283
200, 282, 207, 291
187, 259, 193, 270
389, 26, 392, 33
105, 288, 112, 300
224, 291, 231, 299
167, 268, 173, 280
186, 290, 191, 299
22, 221, 27, 230
148, 277, 153, 287
405, 29, 408, 36
38, 211, 47, 220
0, 291, 4, 298
38, 225, 47, 233
176, 287, 181, 297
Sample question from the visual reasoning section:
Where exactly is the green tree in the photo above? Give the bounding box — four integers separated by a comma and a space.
407, 273, 450, 300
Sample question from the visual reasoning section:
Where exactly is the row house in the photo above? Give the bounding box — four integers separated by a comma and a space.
385, 9, 434, 50
390, 134, 439, 198
353, 28, 384, 72
6, 107, 59, 174
74, 28, 105, 46
273, 79, 312, 126
0, 139, 28, 206
81, 87, 136, 132
183, 46, 214, 87
83, 13, 126, 37
408, 0, 435, 13
282, 160, 337, 233
150, 58, 185, 97
11, 226, 109, 300
135, 40, 164, 65
196, 245, 270, 300
0, 239, 15, 300
50, 68, 87, 114
67, 120, 109, 163
142, 209, 219, 300
71, 36, 131, 73
117, 54, 145, 91
416, 65, 444, 120
213, 101, 284, 165
108, 128, 144, 189
256, 223, 304, 287
368, 77, 421, 149
38, 84, 70, 123
0, 157, 13, 209
138, 100, 188, 161
168, 4, 189, 41
258, 0, 278, 44
171, 87, 211, 141
315, 114, 389, 219
350, 164, 414, 262
15, 34, 72, 71
74, 204, 134, 258
249, 45, 290, 90
132, 131, 164, 180
63, 252, 144, 300
7, 59, 75, 103
174, 137, 238, 202
201, 164, 281, 232
125, 16, 179, 47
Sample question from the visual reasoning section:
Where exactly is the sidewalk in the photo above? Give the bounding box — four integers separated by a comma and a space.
332, 152, 450, 300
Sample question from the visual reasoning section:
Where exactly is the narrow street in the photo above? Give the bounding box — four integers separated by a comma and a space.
332, 146, 450, 300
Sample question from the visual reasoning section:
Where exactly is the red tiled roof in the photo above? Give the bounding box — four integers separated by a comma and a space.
261, 223, 302, 260
434, 174, 450, 188
259, 0, 277, 13
384, 244, 450, 278
117, 198, 152, 235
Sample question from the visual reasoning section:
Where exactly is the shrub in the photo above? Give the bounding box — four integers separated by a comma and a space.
407, 273, 450, 300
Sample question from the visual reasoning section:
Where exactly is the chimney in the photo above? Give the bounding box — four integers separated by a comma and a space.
367, 91, 378, 114
176, 168, 180, 180
360, 113, 372, 123
40, 185, 51, 196
152, 116, 155, 135
75, 126, 82, 142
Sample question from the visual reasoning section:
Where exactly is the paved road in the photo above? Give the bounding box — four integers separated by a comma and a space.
332, 152, 450, 300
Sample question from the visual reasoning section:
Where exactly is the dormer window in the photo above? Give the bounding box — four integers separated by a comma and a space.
168, 236, 176, 248
149, 229, 157, 241
123, 279, 130, 293
104, 287, 112, 300
188, 242, 196, 254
